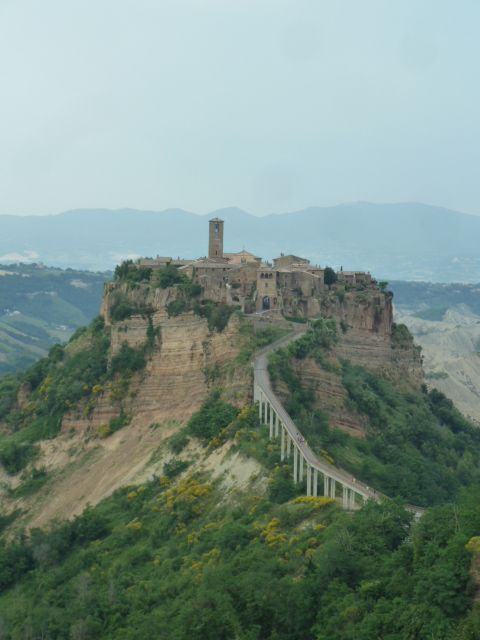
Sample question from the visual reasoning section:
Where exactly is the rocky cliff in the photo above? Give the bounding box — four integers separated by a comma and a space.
0, 277, 423, 529
321, 288, 423, 383
273, 288, 423, 439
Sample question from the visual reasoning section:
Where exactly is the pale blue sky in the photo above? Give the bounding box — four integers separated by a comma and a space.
0, 0, 479, 215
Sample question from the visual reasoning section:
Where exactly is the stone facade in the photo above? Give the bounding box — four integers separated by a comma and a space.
208, 218, 225, 260
136, 217, 376, 318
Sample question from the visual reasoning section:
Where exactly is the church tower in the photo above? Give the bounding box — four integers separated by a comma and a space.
208, 218, 224, 259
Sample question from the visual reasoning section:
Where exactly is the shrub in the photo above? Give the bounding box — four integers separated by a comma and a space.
163, 459, 190, 479
110, 343, 146, 376
0, 376, 20, 420
156, 265, 185, 289
268, 465, 297, 503
0, 441, 39, 475
166, 299, 187, 317
108, 412, 131, 434
110, 293, 153, 322
391, 322, 414, 349
193, 301, 235, 332
324, 266, 337, 286
14, 467, 48, 497
114, 260, 152, 283
187, 390, 238, 442
169, 430, 190, 454
180, 281, 202, 299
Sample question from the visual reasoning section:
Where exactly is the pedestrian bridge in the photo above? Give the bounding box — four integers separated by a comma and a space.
253, 329, 423, 516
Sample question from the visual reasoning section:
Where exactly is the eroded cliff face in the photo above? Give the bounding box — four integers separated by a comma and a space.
2, 283, 252, 530
320, 289, 423, 382
273, 288, 423, 439
2, 280, 423, 529
65, 283, 250, 432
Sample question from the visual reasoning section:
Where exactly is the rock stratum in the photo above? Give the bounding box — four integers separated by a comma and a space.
0, 276, 422, 530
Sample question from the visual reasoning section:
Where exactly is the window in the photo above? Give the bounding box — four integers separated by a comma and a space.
214, 223, 219, 238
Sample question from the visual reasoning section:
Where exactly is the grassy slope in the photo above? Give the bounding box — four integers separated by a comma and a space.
0, 264, 108, 374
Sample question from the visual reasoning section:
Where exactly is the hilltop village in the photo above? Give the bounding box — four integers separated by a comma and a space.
137, 218, 376, 317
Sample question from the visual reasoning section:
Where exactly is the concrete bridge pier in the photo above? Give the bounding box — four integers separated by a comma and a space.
313, 469, 318, 496
293, 446, 299, 483
306, 465, 312, 496
330, 478, 336, 499
324, 475, 336, 499
280, 426, 285, 461
342, 487, 357, 510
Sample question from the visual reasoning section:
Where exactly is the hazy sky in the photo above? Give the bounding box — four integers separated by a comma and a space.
1, 0, 479, 216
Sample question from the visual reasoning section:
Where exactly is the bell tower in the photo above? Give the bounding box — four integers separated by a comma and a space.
208, 218, 224, 259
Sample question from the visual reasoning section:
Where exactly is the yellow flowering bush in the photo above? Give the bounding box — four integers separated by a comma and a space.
261, 518, 287, 548
466, 536, 480, 553
293, 496, 335, 509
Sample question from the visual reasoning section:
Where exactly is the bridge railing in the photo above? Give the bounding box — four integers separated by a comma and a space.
252, 327, 423, 516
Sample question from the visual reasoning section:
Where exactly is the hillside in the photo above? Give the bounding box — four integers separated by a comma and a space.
0, 264, 108, 374
1, 263, 480, 637
2, 202, 480, 280
391, 281, 480, 425
0, 451, 479, 639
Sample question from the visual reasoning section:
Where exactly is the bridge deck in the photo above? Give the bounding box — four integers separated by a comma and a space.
253, 328, 424, 516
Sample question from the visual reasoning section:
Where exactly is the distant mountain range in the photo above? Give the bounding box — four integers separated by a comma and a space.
1, 202, 479, 281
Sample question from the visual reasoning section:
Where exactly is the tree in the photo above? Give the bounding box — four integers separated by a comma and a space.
324, 266, 337, 287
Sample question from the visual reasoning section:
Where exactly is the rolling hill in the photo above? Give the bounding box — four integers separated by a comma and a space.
0, 264, 109, 374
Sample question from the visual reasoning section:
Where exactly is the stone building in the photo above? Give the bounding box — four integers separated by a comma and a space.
208, 217, 225, 260
137, 217, 375, 317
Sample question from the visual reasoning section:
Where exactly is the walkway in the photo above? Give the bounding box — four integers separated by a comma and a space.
253, 327, 423, 515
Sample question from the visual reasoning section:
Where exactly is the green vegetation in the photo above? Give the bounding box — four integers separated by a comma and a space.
324, 266, 338, 286
193, 300, 235, 332
113, 261, 236, 332
3, 270, 480, 637
13, 466, 48, 497
114, 261, 199, 294
0, 263, 108, 374
155, 264, 186, 289
0, 376, 20, 420
114, 260, 152, 283
167, 390, 240, 453
166, 298, 187, 317
391, 322, 416, 349
284, 315, 308, 324
0, 433, 479, 638
268, 318, 338, 383
0, 368, 480, 640
110, 343, 146, 376
269, 321, 480, 507
163, 458, 191, 478
236, 322, 290, 364
109, 291, 154, 322
187, 390, 238, 443
0, 317, 110, 473
0, 313, 156, 475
